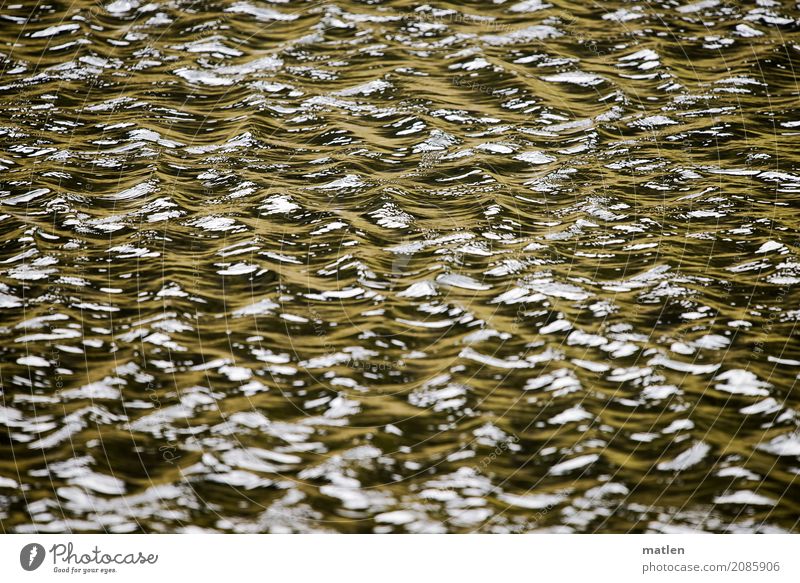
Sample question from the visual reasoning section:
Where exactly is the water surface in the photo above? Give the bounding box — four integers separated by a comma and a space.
1, 0, 800, 533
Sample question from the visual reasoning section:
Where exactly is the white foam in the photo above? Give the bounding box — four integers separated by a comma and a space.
31, 24, 79, 38
657, 442, 710, 471
542, 72, 605, 86
481, 25, 561, 46
499, 492, 566, 509
17, 355, 49, 367
334, 80, 391, 97
758, 434, 800, 456
515, 151, 555, 164
714, 369, 770, 397
509, 0, 551, 12
549, 405, 593, 425
436, 273, 490, 291
549, 454, 598, 476
714, 490, 775, 506
225, 2, 298, 21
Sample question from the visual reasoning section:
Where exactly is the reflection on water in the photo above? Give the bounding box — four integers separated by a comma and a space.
1, 0, 799, 533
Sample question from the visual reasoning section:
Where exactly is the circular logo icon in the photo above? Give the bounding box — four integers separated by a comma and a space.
20, 543, 45, 571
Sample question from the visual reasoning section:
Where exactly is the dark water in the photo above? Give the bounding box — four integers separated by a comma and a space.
1, 0, 800, 533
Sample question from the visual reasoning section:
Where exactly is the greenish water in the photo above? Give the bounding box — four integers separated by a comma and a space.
0, 0, 799, 533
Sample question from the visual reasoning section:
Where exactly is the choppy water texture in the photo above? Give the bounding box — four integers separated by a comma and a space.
0, 0, 799, 534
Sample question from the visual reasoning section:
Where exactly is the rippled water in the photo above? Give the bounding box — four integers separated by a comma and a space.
1, 0, 800, 533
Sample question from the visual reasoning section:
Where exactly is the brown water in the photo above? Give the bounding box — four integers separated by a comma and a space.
1, 0, 800, 533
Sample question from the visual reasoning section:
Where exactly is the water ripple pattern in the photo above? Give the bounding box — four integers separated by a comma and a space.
0, 0, 799, 533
